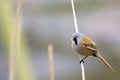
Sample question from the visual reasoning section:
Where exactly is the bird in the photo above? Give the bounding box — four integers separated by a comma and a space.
70, 32, 115, 72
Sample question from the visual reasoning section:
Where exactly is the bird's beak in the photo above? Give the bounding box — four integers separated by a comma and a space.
70, 38, 74, 42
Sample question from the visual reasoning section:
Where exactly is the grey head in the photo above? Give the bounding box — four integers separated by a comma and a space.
71, 32, 83, 49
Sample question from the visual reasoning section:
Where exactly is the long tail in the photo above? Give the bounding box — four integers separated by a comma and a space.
95, 52, 115, 72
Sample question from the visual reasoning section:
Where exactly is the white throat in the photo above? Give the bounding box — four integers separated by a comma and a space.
71, 41, 78, 49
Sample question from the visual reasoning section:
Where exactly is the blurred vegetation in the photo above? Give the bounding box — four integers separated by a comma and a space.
0, 0, 35, 80
0, 0, 120, 80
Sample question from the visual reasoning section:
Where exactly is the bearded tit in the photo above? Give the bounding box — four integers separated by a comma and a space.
70, 32, 115, 72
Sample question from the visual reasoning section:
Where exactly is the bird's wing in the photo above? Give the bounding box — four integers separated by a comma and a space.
82, 42, 97, 52
85, 46, 97, 52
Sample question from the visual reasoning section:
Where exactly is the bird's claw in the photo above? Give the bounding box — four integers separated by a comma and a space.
79, 56, 87, 64
80, 60, 84, 64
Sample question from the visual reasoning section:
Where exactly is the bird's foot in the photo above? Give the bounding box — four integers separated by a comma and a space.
79, 56, 87, 64
80, 60, 84, 64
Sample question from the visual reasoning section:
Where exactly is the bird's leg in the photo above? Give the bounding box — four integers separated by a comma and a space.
80, 56, 88, 64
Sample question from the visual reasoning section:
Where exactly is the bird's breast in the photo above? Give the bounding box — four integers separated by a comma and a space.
75, 44, 94, 56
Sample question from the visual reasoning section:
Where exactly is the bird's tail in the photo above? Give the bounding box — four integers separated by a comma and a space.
95, 52, 115, 72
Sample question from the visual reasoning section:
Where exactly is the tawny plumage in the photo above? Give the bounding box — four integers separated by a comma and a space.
71, 32, 115, 72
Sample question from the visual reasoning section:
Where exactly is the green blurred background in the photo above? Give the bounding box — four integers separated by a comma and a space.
0, 0, 120, 80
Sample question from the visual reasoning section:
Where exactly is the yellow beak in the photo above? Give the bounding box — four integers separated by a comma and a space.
70, 38, 74, 42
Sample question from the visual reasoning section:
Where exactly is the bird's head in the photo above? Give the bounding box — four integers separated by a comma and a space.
70, 32, 82, 49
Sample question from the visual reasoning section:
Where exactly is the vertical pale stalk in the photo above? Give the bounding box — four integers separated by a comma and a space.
71, 0, 78, 32
71, 0, 86, 80
9, 0, 21, 80
9, 0, 22, 80
48, 44, 55, 80
14, 0, 36, 80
